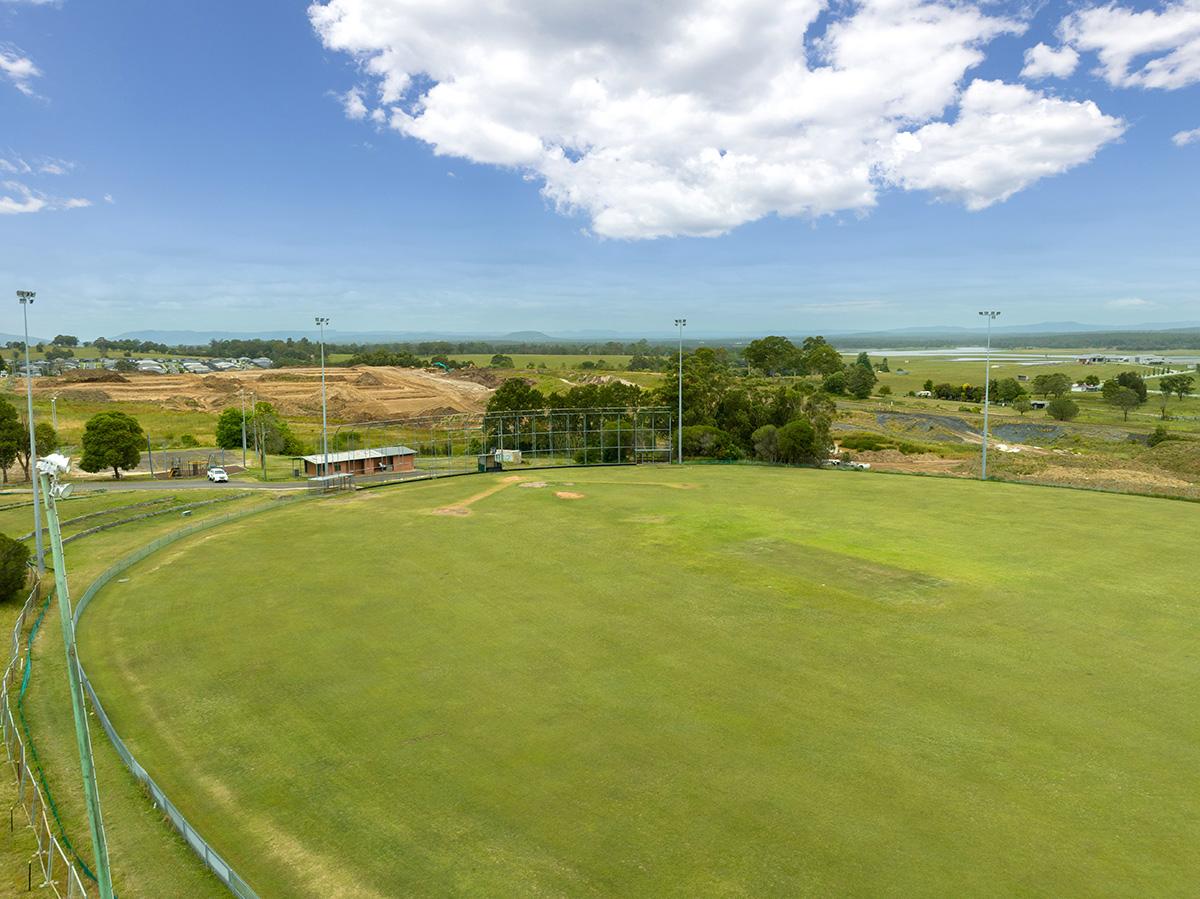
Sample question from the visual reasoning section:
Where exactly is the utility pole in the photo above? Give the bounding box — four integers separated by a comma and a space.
316, 316, 330, 476
978, 310, 1001, 480
674, 318, 686, 464
18, 291, 44, 574
37, 456, 114, 899
50, 393, 58, 429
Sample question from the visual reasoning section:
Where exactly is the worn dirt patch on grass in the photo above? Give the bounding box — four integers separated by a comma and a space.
555, 491, 585, 500
433, 476, 524, 516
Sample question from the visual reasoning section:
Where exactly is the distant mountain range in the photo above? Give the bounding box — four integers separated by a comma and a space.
110, 321, 1200, 345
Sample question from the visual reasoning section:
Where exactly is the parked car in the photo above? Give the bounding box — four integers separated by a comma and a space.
207, 467, 229, 483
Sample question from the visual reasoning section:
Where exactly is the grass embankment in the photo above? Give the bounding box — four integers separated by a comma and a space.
75, 466, 1200, 896
13, 489, 287, 897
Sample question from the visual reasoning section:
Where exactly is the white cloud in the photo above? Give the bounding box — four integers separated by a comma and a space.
0, 180, 90, 215
1106, 297, 1157, 308
103, 193, 114, 203
1061, 0, 1200, 90
340, 86, 367, 120
309, 0, 1124, 239
1173, 126, 1200, 145
0, 45, 41, 97
883, 80, 1124, 209
1021, 42, 1079, 79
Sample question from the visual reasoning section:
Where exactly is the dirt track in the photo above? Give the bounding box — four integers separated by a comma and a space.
35, 367, 493, 420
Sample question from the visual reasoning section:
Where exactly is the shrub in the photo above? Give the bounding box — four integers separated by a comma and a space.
751, 424, 779, 463
838, 432, 891, 452
180, 434, 199, 448
681, 425, 742, 460
1046, 397, 1080, 421
0, 534, 30, 603
777, 419, 821, 464
1148, 425, 1176, 447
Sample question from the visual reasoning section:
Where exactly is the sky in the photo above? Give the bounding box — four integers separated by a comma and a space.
0, 0, 1198, 339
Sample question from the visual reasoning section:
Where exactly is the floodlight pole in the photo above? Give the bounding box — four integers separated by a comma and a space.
316, 317, 330, 476
239, 388, 248, 470
18, 291, 44, 574
675, 318, 686, 464
50, 393, 58, 429
38, 465, 115, 899
979, 310, 1000, 480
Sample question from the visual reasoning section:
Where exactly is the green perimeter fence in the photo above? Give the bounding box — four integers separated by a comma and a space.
1, 497, 305, 898
68, 500, 318, 898
1, 579, 92, 897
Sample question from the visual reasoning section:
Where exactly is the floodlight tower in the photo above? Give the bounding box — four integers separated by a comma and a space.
978, 310, 1001, 480
17, 290, 44, 574
37, 455, 114, 899
316, 316, 330, 476
675, 318, 686, 464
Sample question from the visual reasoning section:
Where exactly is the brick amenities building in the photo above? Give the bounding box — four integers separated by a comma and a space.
301, 445, 417, 477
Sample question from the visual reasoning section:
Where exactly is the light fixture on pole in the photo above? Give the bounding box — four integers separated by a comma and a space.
50, 393, 59, 429
674, 318, 686, 464
17, 290, 44, 574
315, 316, 330, 477
978, 310, 1001, 481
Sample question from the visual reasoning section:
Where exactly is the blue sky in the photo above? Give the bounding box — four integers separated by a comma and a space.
1, 0, 1197, 339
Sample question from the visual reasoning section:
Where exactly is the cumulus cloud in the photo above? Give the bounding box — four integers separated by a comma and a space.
1021, 42, 1079, 79
0, 45, 41, 96
1060, 0, 1200, 90
883, 80, 1124, 209
1173, 126, 1200, 145
309, 0, 1125, 238
340, 86, 367, 120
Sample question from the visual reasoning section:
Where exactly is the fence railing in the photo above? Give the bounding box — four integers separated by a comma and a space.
1, 579, 92, 898
69, 500, 310, 899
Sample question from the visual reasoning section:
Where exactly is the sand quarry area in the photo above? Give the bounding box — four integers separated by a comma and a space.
36, 366, 494, 420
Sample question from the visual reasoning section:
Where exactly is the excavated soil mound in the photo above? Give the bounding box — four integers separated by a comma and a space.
57, 370, 129, 384
32, 366, 493, 419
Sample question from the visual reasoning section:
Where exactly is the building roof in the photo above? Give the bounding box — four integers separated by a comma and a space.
300, 445, 417, 465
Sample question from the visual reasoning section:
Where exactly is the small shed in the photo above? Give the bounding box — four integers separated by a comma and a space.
301, 445, 417, 477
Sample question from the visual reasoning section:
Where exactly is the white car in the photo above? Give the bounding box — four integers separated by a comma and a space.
207, 467, 229, 483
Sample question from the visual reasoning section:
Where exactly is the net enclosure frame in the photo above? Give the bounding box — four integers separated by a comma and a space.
330, 406, 674, 478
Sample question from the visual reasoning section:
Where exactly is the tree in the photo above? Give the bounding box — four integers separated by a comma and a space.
1012, 396, 1032, 416
877, 357, 890, 372
821, 370, 846, 395
250, 402, 303, 455
115, 358, 137, 373
0, 399, 21, 484
877, 384, 892, 397
743, 336, 802, 376
215, 407, 248, 450
1115, 370, 1147, 402
1105, 386, 1141, 421
14, 421, 58, 482
0, 534, 30, 603
1084, 374, 1100, 387
845, 365, 877, 399
1032, 373, 1072, 397
489, 353, 515, 369
52, 334, 79, 347
1046, 396, 1080, 421
801, 338, 844, 377
854, 352, 873, 371
486, 378, 545, 414
923, 379, 934, 393
79, 411, 145, 479
751, 424, 779, 462
681, 425, 742, 460
994, 378, 1026, 404
777, 418, 821, 463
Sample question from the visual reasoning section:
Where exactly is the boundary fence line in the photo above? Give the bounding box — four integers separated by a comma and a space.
1, 579, 92, 898
69, 499, 317, 899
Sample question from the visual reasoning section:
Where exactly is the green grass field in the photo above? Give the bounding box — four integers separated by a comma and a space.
73, 466, 1199, 896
